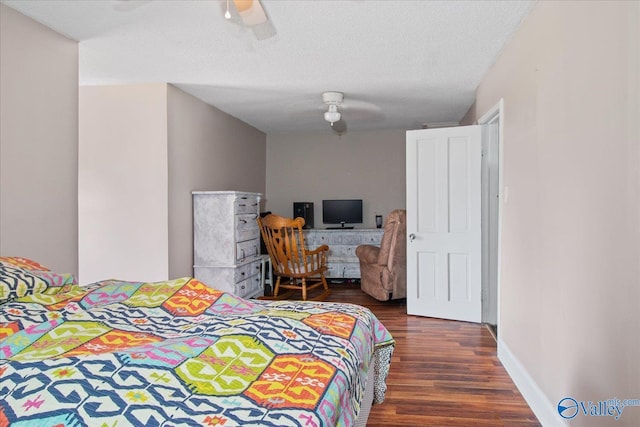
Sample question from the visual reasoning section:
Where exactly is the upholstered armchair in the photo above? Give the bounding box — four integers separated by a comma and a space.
356, 209, 407, 301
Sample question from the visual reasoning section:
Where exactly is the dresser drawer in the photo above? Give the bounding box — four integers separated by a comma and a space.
342, 233, 362, 245
236, 226, 260, 243
330, 245, 357, 257
194, 259, 262, 288
326, 261, 361, 278
235, 274, 261, 298
236, 213, 259, 242
326, 263, 343, 278
343, 263, 361, 278
306, 231, 330, 246
361, 232, 384, 244
237, 213, 258, 229
236, 238, 260, 263
236, 259, 262, 283
235, 195, 260, 214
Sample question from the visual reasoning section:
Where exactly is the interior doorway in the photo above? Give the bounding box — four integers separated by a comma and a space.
478, 100, 503, 339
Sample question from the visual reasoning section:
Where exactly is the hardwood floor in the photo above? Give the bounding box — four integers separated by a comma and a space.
324, 282, 541, 427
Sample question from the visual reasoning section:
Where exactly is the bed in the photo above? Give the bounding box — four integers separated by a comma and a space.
0, 257, 394, 426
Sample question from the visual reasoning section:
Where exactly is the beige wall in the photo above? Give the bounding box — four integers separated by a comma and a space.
79, 84, 169, 283
266, 129, 406, 228
167, 85, 266, 278
79, 84, 266, 283
466, 1, 639, 425
0, 4, 79, 275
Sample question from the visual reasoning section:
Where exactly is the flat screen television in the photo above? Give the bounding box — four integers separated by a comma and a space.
322, 199, 363, 229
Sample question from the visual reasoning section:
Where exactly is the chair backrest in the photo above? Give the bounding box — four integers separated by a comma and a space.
377, 209, 407, 269
257, 214, 308, 276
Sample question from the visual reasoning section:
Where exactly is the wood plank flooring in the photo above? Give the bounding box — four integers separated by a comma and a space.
324, 282, 541, 427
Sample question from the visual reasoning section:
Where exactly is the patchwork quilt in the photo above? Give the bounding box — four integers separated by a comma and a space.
0, 277, 394, 426
0, 257, 76, 304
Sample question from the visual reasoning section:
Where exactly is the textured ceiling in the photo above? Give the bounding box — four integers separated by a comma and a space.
2, 0, 534, 133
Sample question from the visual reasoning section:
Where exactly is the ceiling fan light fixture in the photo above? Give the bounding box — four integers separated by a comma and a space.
324, 104, 341, 125
233, 0, 268, 26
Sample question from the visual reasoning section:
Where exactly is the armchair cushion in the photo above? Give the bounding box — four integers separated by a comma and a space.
355, 244, 380, 264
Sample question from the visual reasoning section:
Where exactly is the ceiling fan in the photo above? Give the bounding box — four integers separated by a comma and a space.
322, 91, 343, 127
224, 0, 268, 27
322, 91, 348, 136
320, 91, 383, 136
223, 0, 275, 40
114, 0, 274, 38
113, 0, 266, 21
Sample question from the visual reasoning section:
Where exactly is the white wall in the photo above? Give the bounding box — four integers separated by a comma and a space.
0, 4, 79, 274
79, 84, 169, 283
466, 1, 640, 425
266, 129, 406, 228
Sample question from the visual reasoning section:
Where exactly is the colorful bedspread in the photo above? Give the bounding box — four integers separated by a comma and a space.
0, 277, 394, 426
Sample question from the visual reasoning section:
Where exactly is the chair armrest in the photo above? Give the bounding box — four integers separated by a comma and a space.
307, 244, 329, 255
356, 244, 380, 264
305, 244, 329, 272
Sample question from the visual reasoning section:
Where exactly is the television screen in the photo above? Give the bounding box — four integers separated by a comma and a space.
322, 199, 363, 227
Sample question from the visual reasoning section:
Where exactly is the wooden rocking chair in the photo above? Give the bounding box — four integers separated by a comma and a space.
257, 214, 331, 301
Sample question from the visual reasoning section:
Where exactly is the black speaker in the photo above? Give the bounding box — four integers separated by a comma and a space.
293, 202, 314, 229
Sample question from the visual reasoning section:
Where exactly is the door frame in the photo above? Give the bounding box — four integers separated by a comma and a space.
477, 99, 504, 334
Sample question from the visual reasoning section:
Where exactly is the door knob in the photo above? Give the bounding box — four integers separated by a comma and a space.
409, 233, 416, 242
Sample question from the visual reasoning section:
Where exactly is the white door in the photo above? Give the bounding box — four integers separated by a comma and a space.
406, 126, 482, 322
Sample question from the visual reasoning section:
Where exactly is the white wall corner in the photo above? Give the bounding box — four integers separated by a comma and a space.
497, 339, 566, 427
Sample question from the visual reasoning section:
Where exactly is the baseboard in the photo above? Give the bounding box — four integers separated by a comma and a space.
497, 338, 566, 427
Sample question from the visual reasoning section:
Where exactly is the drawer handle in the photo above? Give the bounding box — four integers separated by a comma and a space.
241, 271, 245, 276
239, 219, 247, 224
241, 285, 245, 290
240, 249, 245, 260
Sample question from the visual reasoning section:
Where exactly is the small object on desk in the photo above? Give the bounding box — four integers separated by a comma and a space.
375, 215, 383, 228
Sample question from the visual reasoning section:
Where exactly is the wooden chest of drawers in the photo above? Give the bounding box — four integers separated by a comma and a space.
193, 191, 263, 298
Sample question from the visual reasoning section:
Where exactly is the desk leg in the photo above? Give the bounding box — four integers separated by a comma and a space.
260, 255, 272, 296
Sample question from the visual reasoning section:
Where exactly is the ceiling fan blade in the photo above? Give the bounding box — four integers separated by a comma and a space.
113, 0, 151, 12
233, 0, 268, 26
